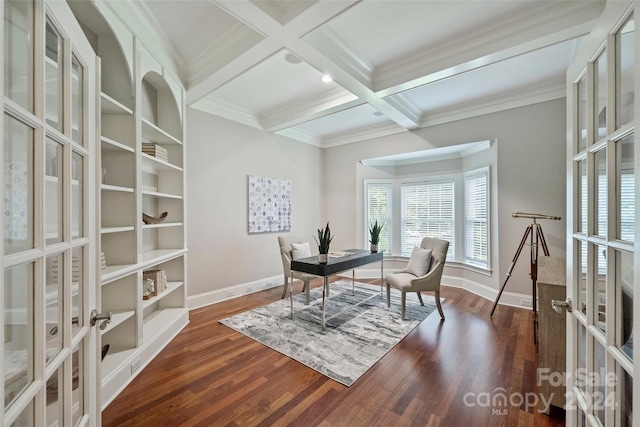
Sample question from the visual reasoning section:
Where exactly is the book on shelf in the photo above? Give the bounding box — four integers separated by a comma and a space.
142, 143, 168, 161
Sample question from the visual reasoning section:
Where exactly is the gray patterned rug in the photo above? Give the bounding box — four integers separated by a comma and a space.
219, 279, 438, 386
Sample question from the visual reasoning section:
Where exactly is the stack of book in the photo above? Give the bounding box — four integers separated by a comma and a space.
142, 143, 168, 162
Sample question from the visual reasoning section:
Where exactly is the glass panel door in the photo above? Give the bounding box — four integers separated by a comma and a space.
2, 1, 98, 425
568, 7, 635, 426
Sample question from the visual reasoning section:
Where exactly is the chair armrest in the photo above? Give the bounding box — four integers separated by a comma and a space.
392, 268, 410, 274
409, 261, 444, 290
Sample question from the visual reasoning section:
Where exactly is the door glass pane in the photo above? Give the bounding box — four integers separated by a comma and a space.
594, 150, 607, 237
45, 366, 62, 427
45, 253, 62, 358
618, 365, 633, 426
594, 244, 607, 332
4, 262, 34, 407
45, 20, 62, 132
4, 0, 33, 111
577, 159, 587, 234
71, 54, 83, 145
71, 152, 83, 239
617, 134, 634, 242
71, 247, 83, 335
594, 50, 607, 140
577, 239, 587, 314
578, 76, 587, 151
616, 14, 634, 129
616, 249, 633, 359
4, 114, 34, 255
12, 400, 34, 426
72, 347, 83, 426
45, 138, 63, 244
594, 340, 605, 423
578, 324, 587, 393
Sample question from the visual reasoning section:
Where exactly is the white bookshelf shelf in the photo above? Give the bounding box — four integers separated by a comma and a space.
142, 222, 182, 230
101, 184, 134, 193
142, 190, 182, 199
101, 92, 133, 115
142, 281, 183, 308
141, 117, 182, 145
101, 136, 134, 153
100, 310, 135, 335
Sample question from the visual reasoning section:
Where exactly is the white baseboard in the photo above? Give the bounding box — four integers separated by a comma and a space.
187, 270, 534, 311
187, 274, 282, 310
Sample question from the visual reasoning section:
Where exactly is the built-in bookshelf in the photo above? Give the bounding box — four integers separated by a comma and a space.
76, 6, 189, 409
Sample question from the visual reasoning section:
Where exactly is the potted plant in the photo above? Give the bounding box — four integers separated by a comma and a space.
369, 220, 384, 253
314, 222, 333, 264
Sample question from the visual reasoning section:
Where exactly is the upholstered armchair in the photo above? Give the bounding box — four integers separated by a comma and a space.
278, 235, 315, 304
385, 237, 449, 320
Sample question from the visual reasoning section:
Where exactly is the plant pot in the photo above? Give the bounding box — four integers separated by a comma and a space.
370, 244, 378, 253
318, 253, 328, 264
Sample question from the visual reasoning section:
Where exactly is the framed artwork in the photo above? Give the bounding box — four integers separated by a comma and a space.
248, 175, 291, 233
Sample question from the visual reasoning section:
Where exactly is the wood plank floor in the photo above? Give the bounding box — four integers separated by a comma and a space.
102, 277, 565, 426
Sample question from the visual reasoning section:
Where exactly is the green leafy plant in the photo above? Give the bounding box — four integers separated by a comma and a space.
314, 222, 333, 254
369, 220, 384, 245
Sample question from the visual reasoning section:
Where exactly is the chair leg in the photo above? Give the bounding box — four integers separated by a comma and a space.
305, 280, 310, 305
401, 292, 406, 320
435, 290, 445, 320
416, 292, 424, 306
281, 276, 289, 299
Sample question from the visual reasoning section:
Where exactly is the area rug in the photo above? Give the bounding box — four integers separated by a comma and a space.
219, 279, 438, 386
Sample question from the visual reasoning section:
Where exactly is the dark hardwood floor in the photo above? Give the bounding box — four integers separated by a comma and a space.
102, 277, 565, 426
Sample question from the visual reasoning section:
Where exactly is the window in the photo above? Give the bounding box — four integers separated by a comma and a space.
366, 182, 392, 252
365, 168, 491, 269
401, 180, 454, 258
465, 171, 489, 267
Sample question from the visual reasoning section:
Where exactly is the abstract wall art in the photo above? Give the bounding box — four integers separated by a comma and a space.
248, 175, 291, 233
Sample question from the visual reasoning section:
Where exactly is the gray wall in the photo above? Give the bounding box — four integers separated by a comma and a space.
324, 99, 567, 296
186, 108, 323, 296
186, 99, 566, 301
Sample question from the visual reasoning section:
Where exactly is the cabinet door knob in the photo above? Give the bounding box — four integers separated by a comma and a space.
551, 298, 572, 313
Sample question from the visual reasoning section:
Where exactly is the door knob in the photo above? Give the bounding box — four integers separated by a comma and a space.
90, 309, 112, 329
551, 298, 572, 313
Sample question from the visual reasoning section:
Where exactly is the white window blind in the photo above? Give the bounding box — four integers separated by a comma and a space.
366, 182, 392, 252
465, 172, 488, 267
400, 180, 454, 257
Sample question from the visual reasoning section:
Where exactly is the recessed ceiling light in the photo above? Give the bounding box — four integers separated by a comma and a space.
374, 111, 383, 116
285, 53, 302, 64
321, 74, 332, 83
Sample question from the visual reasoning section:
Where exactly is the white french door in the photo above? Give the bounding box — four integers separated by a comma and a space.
2, 0, 98, 425
566, 2, 637, 426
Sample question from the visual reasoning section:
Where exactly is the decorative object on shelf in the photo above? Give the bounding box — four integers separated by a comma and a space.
142, 211, 168, 224
50, 254, 81, 282
143, 269, 167, 297
101, 163, 106, 184
142, 143, 168, 162
142, 278, 155, 300
248, 175, 291, 233
100, 251, 107, 272
369, 220, 384, 253
314, 222, 333, 264
101, 344, 110, 361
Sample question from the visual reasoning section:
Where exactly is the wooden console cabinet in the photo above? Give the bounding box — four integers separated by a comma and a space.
537, 256, 567, 411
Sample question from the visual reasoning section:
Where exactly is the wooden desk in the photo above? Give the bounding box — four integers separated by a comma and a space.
290, 249, 383, 330
537, 256, 566, 411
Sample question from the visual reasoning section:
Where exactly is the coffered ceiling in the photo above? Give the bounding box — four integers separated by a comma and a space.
131, 0, 606, 147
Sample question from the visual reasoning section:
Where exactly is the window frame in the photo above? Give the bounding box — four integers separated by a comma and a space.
464, 167, 490, 269
364, 168, 491, 271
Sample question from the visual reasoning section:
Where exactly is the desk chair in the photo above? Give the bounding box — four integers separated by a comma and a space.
278, 235, 314, 304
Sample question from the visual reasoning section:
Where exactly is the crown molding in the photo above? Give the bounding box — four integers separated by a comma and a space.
261, 87, 359, 131
275, 127, 323, 147
320, 121, 406, 148
191, 97, 261, 129
418, 80, 566, 128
